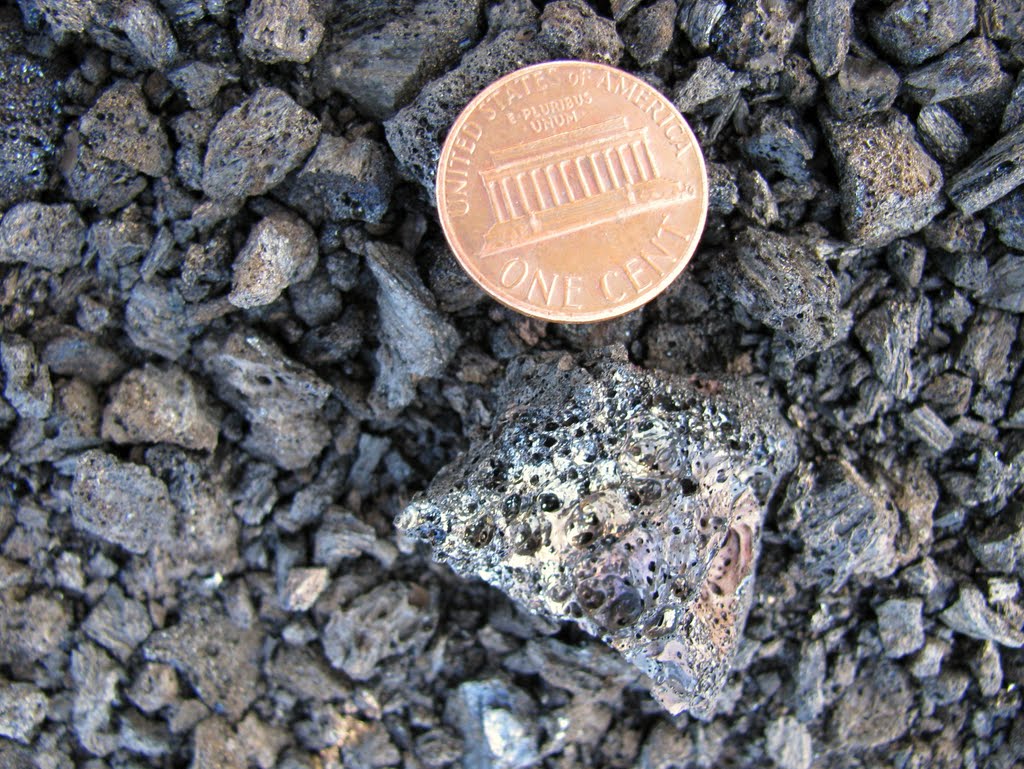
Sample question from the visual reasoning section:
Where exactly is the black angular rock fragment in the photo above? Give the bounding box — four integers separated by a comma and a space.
742, 107, 815, 183
60, 127, 148, 214
71, 449, 176, 554
87, 0, 179, 71
924, 211, 985, 253
887, 239, 927, 289
0, 681, 48, 744
940, 584, 1024, 647
1, 334, 52, 420
322, 581, 438, 680
1003, 73, 1024, 133
124, 280, 199, 360
916, 104, 970, 167
0, 201, 84, 273
672, 56, 749, 117
707, 161, 739, 213
17, 0, 93, 41
824, 56, 900, 121
71, 641, 121, 756
9, 376, 100, 463
384, 17, 554, 194
806, 0, 851, 78
83, 584, 153, 662
610, 0, 644, 21
79, 80, 171, 177
780, 459, 899, 592
398, 349, 798, 717
199, 329, 332, 470
831, 661, 912, 749
170, 108, 217, 191
365, 241, 460, 412
677, 0, 726, 53
822, 110, 944, 247
905, 37, 1007, 108
424, 239, 486, 313
987, 187, 1024, 250
620, 0, 675, 67
239, 0, 324, 64
314, 507, 398, 569
969, 505, 1024, 572
869, 0, 976, 66
922, 371, 972, 417
144, 602, 263, 722
289, 273, 343, 327
708, 0, 798, 74
877, 598, 925, 658
854, 295, 929, 400
539, 0, 624, 65
0, 10, 64, 208
714, 227, 846, 360
275, 135, 395, 224
168, 62, 238, 109
144, 445, 240, 579
228, 211, 318, 309
903, 405, 955, 452
956, 308, 1018, 387
948, 123, 1024, 216
319, 0, 485, 120
102, 364, 219, 451
0, 591, 70, 666
202, 87, 321, 201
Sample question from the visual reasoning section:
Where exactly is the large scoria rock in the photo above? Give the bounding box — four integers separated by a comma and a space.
397, 348, 798, 717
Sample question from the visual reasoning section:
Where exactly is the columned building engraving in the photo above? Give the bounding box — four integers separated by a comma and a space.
479, 117, 691, 254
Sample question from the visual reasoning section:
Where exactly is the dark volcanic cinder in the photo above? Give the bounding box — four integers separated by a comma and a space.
1, 0, 1024, 766
398, 348, 798, 717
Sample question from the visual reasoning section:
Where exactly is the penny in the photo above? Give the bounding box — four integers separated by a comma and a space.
436, 60, 708, 324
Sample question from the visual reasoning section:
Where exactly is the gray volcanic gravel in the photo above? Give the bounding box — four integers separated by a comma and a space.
0, 1, 1023, 768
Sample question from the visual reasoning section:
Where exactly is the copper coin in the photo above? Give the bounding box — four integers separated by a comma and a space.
436, 60, 708, 324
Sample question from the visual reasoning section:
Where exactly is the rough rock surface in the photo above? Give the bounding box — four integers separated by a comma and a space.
780, 459, 899, 591
144, 604, 263, 722
79, 80, 171, 177
0, 202, 85, 272
365, 241, 460, 412
71, 449, 175, 554
202, 87, 320, 200
714, 227, 846, 361
948, 122, 1024, 215
199, 329, 332, 470
870, 0, 976, 66
228, 211, 318, 309
398, 349, 798, 717
384, 17, 553, 195
320, 0, 485, 119
0, 682, 48, 744
239, 0, 324, 64
276, 134, 395, 224
102, 364, 219, 451
0, 10, 64, 208
1, 2, 1024, 767
1, 334, 53, 419
806, 0, 851, 78
822, 110, 944, 247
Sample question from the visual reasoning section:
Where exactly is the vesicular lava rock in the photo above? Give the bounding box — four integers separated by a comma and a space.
0, 9, 64, 208
397, 349, 798, 717
822, 109, 944, 247
319, 0, 485, 120
201, 87, 320, 201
